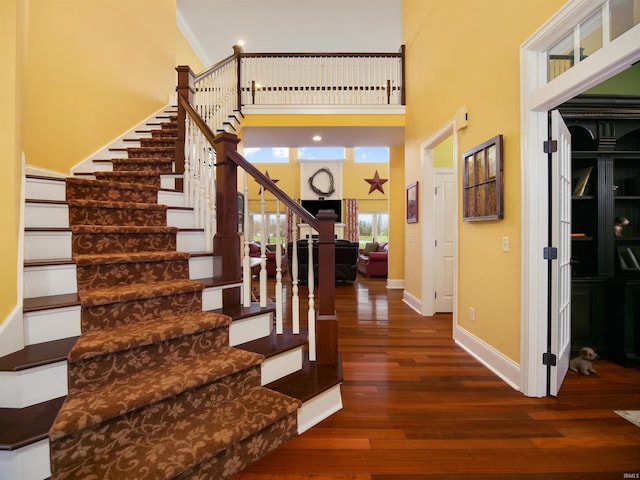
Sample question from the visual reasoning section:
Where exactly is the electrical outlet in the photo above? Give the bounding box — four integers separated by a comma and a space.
502, 236, 510, 252
469, 307, 475, 322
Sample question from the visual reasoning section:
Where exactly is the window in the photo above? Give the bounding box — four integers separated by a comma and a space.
250, 213, 287, 245
547, 0, 640, 81
354, 147, 389, 163
298, 147, 345, 160
358, 212, 388, 247
244, 147, 289, 163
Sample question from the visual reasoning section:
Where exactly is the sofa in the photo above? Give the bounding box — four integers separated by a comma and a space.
248, 241, 288, 277
287, 239, 359, 284
357, 241, 388, 277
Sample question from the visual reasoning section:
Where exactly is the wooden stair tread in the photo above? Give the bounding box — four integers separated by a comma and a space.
0, 397, 66, 451
237, 327, 308, 359
266, 353, 343, 403
0, 337, 77, 371
212, 302, 275, 320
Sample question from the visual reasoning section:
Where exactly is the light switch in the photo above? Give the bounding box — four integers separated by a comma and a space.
502, 236, 510, 252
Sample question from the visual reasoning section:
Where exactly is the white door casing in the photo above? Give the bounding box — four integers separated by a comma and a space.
520, 0, 640, 397
434, 170, 455, 313
549, 110, 572, 396
420, 120, 458, 319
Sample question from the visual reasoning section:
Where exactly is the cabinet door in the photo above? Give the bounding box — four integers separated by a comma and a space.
571, 279, 608, 356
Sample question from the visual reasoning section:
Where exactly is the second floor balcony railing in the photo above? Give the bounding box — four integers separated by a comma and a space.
240, 49, 405, 106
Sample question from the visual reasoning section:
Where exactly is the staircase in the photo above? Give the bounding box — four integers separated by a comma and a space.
0, 109, 342, 479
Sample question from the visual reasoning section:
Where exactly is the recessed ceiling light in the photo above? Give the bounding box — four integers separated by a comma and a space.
312, 135, 322, 142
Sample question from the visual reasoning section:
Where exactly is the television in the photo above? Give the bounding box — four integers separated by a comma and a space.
301, 199, 342, 223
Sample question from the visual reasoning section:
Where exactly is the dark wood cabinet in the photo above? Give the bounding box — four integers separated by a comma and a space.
559, 95, 640, 365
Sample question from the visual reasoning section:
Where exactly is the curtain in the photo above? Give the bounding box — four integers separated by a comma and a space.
345, 198, 359, 243
285, 201, 297, 249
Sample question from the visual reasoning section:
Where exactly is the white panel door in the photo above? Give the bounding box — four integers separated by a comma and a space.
434, 170, 455, 313
549, 110, 572, 396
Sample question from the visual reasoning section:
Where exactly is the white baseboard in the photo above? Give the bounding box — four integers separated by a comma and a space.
454, 325, 521, 392
0, 305, 25, 357
297, 383, 343, 434
402, 289, 421, 314
386, 278, 404, 289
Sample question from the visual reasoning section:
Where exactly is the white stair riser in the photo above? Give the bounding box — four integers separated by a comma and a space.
0, 362, 67, 408
24, 231, 71, 260
24, 257, 212, 299
229, 313, 273, 346
25, 203, 69, 228
24, 306, 81, 345
161, 176, 177, 190
189, 256, 214, 280
0, 439, 51, 480
297, 383, 343, 434
260, 347, 303, 385
158, 190, 185, 207
25, 178, 65, 202
177, 230, 208, 252
201, 285, 224, 311
24, 230, 208, 261
24, 264, 76, 298
167, 209, 195, 228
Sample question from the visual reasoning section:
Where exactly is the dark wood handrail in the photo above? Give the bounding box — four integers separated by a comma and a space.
177, 96, 319, 229
193, 45, 242, 83
240, 51, 403, 58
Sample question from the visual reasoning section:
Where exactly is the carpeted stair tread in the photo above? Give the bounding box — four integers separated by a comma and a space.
67, 199, 167, 211
51, 386, 300, 480
68, 310, 231, 362
78, 278, 203, 307
49, 346, 266, 441
66, 176, 158, 193
74, 250, 190, 266
71, 224, 177, 234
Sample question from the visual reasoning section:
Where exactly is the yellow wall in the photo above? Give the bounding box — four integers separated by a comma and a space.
24, 0, 177, 174
403, 0, 564, 362
0, 0, 27, 327
176, 28, 205, 73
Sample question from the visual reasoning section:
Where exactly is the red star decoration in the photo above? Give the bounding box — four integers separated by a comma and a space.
259, 170, 279, 194
364, 170, 388, 194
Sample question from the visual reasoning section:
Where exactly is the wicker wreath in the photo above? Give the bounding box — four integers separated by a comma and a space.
308, 168, 335, 196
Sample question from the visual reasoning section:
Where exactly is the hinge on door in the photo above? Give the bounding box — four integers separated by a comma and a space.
542, 352, 557, 366
543, 246, 558, 260
434, 291, 437, 299
543, 140, 558, 154
435, 187, 439, 195
435, 240, 438, 247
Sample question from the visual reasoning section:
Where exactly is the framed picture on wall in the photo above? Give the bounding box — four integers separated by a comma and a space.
462, 134, 504, 221
406, 181, 419, 223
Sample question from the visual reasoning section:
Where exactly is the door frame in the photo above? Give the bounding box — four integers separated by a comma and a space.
520, 0, 640, 397
420, 119, 459, 319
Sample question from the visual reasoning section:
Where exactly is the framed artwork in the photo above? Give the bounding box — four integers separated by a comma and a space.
462, 134, 504, 221
406, 181, 419, 223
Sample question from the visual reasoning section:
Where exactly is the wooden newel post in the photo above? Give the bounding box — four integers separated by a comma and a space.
316, 209, 338, 364
213, 132, 242, 307
175, 65, 194, 189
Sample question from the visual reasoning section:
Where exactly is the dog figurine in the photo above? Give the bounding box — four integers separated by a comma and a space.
569, 347, 599, 375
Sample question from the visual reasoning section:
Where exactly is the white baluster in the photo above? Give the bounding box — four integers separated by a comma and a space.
275, 199, 283, 334
291, 215, 299, 334
259, 189, 267, 307
307, 235, 316, 361
242, 174, 251, 307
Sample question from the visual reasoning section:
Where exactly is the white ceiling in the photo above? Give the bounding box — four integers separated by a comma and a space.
176, 0, 404, 148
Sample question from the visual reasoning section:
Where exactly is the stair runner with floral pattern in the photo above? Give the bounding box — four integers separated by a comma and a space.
48, 117, 301, 479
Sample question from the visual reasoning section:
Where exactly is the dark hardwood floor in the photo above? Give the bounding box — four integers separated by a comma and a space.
231, 275, 640, 480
